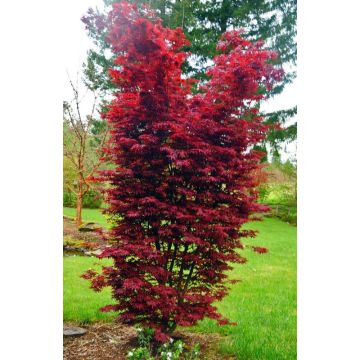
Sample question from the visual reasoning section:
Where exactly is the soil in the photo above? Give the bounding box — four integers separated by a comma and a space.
63, 322, 235, 360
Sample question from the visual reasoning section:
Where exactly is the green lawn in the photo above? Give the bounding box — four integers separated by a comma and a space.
194, 219, 297, 360
63, 207, 110, 228
64, 255, 115, 323
63, 208, 296, 359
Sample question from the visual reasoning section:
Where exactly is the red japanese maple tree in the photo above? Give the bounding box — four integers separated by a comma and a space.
82, 1, 282, 341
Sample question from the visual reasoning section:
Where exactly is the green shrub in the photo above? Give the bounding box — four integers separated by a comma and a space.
268, 204, 297, 225
83, 189, 103, 209
63, 236, 84, 249
257, 160, 297, 207
63, 189, 103, 209
257, 183, 271, 203
63, 192, 76, 207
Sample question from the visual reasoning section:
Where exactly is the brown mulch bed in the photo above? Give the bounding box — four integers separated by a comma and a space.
63, 322, 235, 360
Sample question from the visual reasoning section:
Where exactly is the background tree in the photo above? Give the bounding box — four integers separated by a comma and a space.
81, 0, 296, 159
63, 76, 108, 226
82, 2, 282, 341
188, 0, 297, 160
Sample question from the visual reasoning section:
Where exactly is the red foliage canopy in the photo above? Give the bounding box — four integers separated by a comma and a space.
82, 1, 282, 341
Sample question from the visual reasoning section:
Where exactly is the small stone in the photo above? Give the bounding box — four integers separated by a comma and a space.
63, 326, 87, 337
78, 222, 100, 232
84, 249, 103, 257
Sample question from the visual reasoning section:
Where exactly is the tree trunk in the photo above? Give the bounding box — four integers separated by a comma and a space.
76, 194, 83, 227
76, 181, 84, 227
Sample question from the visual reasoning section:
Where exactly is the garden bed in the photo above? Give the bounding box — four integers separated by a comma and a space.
63, 322, 234, 360
63, 216, 107, 256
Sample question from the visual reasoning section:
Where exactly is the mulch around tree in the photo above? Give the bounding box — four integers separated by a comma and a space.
63, 322, 235, 360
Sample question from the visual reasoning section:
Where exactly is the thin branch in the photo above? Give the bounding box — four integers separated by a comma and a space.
168, 243, 179, 286
88, 92, 99, 130
176, 244, 189, 290
64, 106, 82, 141
67, 71, 86, 134
183, 262, 196, 292
65, 183, 78, 195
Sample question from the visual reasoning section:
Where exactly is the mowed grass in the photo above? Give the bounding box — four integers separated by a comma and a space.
63, 207, 110, 228
193, 219, 297, 360
63, 208, 296, 359
63, 255, 115, 323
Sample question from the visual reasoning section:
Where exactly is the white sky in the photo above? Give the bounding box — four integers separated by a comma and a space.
63, 0, 297, 161
63, 1, 103, 100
